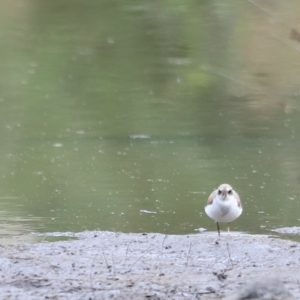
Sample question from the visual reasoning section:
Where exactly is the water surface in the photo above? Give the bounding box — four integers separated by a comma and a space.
1, 0, 300, 243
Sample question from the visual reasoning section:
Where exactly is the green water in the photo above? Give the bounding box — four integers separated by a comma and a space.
1, 0, 300, 243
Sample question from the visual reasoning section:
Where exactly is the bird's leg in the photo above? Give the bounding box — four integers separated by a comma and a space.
227, 222, 231, 233
216, 222, 220, 236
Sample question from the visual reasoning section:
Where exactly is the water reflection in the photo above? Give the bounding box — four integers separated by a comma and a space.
0, 0, 300, 243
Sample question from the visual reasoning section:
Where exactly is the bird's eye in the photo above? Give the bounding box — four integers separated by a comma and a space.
228, 190, 232, 195
217, 190, 222, 195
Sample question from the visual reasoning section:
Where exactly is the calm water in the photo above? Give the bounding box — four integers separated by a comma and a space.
1, 0, 300, 243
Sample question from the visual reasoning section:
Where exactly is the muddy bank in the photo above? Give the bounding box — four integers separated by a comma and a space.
0, 231, 299, 299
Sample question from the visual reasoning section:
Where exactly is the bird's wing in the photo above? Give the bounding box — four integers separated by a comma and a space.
207, 189, 217, 205
233, 190, 242, 207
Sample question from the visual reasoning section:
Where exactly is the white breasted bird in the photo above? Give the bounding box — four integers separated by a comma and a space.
205, 184, 242, 236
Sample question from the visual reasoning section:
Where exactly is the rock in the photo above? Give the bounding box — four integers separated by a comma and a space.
225, 278, 295, 300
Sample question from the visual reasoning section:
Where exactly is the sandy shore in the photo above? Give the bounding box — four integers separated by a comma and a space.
0, 231, 299, 299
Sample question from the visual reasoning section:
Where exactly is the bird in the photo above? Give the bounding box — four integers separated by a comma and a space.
205, 183, 242, 236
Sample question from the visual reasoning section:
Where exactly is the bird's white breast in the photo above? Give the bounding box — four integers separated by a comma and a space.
205, 195, 242, 223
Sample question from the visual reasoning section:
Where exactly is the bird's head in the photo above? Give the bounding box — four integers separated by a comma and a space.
217, 183, 233, 200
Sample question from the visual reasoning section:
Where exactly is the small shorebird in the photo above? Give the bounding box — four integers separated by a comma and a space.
205, 184, 242, 236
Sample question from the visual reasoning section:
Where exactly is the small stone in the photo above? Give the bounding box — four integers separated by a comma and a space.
225, 278, 295, 300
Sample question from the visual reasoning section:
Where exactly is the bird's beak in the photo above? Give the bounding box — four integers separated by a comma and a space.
221, 190, 227, 199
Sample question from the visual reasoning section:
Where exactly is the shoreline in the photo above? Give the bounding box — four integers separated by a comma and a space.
0, 231, 299, 299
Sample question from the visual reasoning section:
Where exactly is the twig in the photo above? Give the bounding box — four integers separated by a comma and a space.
102, 248, 111, 270
126, 246, 152, 273
159, 235, 168, 270
226, 243, 234, 268
125, 242, 130, 257
186, 242, 192, 267
45, 258, 60, 273
111, 253, 116, 276
161, 235, 168, 258
247, 0, 285, 27
89, 248, 101, 300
